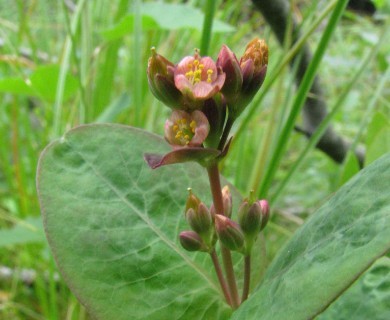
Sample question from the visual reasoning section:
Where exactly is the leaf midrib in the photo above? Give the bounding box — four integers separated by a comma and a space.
65, 135, 220, 293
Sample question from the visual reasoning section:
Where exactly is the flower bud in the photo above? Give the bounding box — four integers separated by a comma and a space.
238, 200, 262, 236
222, 185, 232, 218
258, 199, 270, 231
179, 231, 205, 252
209, 203, 216, 218
186, 203, 213, 235
185, 188, 201, 212
214, 215, 244, 251
217, 45, 243, 98
147, 48, 183, 109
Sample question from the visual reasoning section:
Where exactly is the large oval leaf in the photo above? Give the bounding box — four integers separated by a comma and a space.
318, 256, 390, 320
37, 124, 233, 320
231, 153, 390, 319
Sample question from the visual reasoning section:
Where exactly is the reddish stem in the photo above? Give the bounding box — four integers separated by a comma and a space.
210, 250, 232, 307
207, 163, 240, 309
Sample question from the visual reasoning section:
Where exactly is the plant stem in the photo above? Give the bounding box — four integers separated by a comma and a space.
241, 255, 251, 302
210, 249, 232, 307
200, 0, 217, 55
207, 164, 240, 309
220, 246, 240, 309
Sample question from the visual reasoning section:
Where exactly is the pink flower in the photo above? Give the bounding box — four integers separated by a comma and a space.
164, 110, 210, 147
174, 50, 226, 102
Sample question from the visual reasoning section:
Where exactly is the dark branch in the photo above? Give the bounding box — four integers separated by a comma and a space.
251, 0, 365, 167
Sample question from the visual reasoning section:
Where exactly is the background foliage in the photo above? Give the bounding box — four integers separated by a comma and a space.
0, 0, 389, 319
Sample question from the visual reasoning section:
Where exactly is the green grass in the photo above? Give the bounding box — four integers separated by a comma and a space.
0, 0, 389, 318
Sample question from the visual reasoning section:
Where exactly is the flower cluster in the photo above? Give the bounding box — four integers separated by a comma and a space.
179, 188, 270, 254
145, 39, 268, 169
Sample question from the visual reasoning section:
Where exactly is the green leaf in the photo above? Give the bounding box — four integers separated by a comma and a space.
101, 15, 159, 40
0, 77, 35, 96
101, 3, 235, 41
336, 151, 360, 187
318, 256, 390, 320
366, 112, 389, 147
30, 64, 78, 102
366, 128, 390, 165
232, 153, 390, 320
95, 93, 131, 123
37, 124, 232, 320
0, 65, 78, 102
0, 217, 45, 247
141, 3, 235, 32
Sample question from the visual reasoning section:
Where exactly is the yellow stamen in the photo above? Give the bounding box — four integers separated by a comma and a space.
173, 125, 179, 132
175, 131, 182, 138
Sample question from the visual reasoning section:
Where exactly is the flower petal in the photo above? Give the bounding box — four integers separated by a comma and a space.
199, 57, 218, 81
190, 110, 210, 146
175, 56, 195, 75
144, 147, 221, 169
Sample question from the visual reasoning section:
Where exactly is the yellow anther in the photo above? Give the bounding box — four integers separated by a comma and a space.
184, 135, 190, 140
186, 71, 194, 77
199, 64, 204, 69
207, 69, 213, 75
190, 120, 196, 128
173, 125, 179, 132
193, 60, 199, 66
181, 118, 187, 124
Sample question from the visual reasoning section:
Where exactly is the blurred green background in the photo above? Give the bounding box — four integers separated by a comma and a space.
0, 0, 389, 319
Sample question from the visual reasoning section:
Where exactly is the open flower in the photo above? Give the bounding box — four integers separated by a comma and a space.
165, 110, 209, 147
240, 38, 268, 93
174, 50, 226, 103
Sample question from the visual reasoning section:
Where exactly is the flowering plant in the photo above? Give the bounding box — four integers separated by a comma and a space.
36, 31, 390, 320
144, 39, 269, 308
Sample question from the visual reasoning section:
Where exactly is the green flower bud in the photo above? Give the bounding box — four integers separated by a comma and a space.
147, 48, 183, 109
214, 214, 244, 251
185, 188, 201, 213
179, 231, 205, 252
238, 200, 262, 236
186, 203, 212, 235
